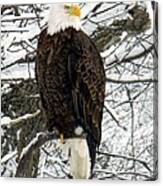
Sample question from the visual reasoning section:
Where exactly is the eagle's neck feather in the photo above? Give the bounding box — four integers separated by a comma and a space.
47, 4, 81, 35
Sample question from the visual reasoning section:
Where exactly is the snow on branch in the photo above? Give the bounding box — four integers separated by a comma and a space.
1, 28, 29, 33
1, 110, 41, 129
104, 45, 154, 67
1, 77, 35, 83
19, 132, 57, 160
16, 131, 59, 177
1, 151, 17, 164
1, 15, 44, 22
1, 52, 36, 71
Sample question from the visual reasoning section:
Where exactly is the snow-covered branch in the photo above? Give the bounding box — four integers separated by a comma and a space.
2, 110, 41, 129
1, 28, 29, 33
104, 45, 154, 68
16, 131, 59, 177
1, 15, 44, 22
1, 151, 17, 164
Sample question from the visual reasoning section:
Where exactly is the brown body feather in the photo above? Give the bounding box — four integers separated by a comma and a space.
36, 27, 105, 171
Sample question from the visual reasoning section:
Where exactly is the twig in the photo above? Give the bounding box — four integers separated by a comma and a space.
96, 169, 151, 180
1, 78, 35, 83
106, 78, 157, 84
97, 151, 152, 172
1, 15, 44, 22
1, 29, 29, 33
82, 3, 103, 20
126, 86, 136, 179
104, 105, 127, 131
1, 53, 36, 71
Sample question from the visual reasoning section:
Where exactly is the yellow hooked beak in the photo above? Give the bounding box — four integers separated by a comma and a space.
65, 4, 81, 17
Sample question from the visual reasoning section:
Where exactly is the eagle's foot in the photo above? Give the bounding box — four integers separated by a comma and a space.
60, 133, 65, 144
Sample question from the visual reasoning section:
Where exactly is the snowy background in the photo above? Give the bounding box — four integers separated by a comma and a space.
1, 1, 158, 180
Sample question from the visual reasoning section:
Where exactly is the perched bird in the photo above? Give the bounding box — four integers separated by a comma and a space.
36, 3, 105, 179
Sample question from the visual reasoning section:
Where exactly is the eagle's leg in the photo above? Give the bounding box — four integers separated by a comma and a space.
60, 133, 65, 144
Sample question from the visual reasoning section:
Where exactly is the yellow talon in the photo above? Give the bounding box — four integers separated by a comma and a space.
60, 133, 64, 144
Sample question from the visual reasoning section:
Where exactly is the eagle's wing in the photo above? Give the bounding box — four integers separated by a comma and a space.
67, 31, 105, 170
35, 29, 52, 114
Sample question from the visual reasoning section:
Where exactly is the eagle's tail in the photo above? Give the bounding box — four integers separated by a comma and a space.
86, 135, 97, 176
61, 138, 91, 179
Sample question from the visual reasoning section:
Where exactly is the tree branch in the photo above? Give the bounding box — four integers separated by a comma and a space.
105, 45, 154, 68
15, 131, 59, 177
96, 170, 151, 180
1, 52, 36, 71
1, 29, 29, 33
1, 15, 44, 22
104, 105, 127, 131
1, 151, 17, 164
2, 110, 41, 129
106, 78, 157, 84
97, 151, 152, 173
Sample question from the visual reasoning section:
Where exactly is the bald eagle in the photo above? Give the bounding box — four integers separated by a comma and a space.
36, 3, 105, 179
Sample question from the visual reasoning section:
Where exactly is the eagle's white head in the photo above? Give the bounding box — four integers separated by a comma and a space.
47, 3, 81, 35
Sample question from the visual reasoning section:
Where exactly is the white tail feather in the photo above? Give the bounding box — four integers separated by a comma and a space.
61, 138, 91, 179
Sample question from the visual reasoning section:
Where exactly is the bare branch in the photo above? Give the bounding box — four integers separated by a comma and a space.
104, 105, 127, 131
97, 151, 152, 173
106, 78, 157, 84
95, 169, 151, 180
